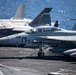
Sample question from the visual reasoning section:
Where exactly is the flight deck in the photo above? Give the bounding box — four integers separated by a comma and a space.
0, 47, 76, 75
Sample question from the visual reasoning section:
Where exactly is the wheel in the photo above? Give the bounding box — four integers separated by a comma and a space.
38, 52, 44, 57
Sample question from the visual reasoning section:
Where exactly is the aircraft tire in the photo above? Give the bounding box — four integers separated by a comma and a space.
38, 52, 44, 57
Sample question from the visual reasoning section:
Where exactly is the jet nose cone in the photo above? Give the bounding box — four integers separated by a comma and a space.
63, 50, 72, 55
70, 52, 76, 58
63, 49, 76, 56
48, 72, 62, 75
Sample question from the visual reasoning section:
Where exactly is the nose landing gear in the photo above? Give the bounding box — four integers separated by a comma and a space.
38, 50, 44, 57
38, 46, 44, 57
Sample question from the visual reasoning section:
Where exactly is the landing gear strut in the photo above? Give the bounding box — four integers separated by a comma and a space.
38, 51, 44, 57
38, 46, 44, 57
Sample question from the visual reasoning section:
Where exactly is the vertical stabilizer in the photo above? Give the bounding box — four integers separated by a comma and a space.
38, 13, 51, 25
72, 23, 76, 30
13, 4, 25, 19
29, 8, 52, 26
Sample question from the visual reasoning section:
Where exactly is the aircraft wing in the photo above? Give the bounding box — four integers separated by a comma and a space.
37, 36, 76, 41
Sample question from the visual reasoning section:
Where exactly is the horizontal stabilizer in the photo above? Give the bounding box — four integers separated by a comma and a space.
72, 23, 76, 30
29, 8, 52, 26
13, 4, 25, 19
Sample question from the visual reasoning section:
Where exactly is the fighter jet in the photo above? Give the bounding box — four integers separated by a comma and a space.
0, 4, 52, 38
0, 6, 76, 58
0, 22, 76, 58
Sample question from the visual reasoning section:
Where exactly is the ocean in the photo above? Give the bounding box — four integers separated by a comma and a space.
0, 0, 76, 29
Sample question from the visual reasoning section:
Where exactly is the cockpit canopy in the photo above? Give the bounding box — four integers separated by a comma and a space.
32, 25, 61, 32
26, 25, 66, 34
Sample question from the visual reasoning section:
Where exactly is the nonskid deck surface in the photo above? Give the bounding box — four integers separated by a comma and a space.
0, 47, 76, 75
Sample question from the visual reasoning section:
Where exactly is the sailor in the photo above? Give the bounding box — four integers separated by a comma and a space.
54, 20, 58, 27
